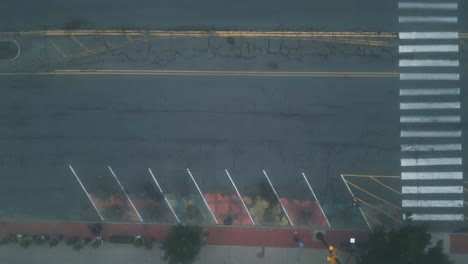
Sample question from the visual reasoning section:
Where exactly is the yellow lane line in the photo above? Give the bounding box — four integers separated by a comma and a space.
70, 36, 90, 51
346, 181, 401, 210
0, 70, 399, 77
364, 211, 382, 225
356, 197, 402, 223
8, 30, 398, 38
303, 37, 397, 47
342, 174, 400, 178
370, 176, 401, 195
48, 40, 67, 57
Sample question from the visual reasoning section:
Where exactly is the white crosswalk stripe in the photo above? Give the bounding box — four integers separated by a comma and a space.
398, 2, 463, 223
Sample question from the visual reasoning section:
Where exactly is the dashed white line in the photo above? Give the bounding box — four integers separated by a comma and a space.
399, 16, 457, 23
400, 73, 459, 80
402, 200, 463, 207
399, 45, 459, 53
409, 214, 464, 221
398, 3, 458, 10
108, 166, 143, 222
401, 157, 462, 166
399, 32, 458, 39
399, 60, 459, 67
400, 130, 461, 137
401, 172, 463, 180
148, 168, 180, 223
400, 102, 460, 110
400, 116, 460, 123
399, 88, 460, 96
402, 186, 463, 194
401, 144, 461, 151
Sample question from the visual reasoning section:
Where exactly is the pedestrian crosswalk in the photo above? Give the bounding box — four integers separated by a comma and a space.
398, 1, 463, 222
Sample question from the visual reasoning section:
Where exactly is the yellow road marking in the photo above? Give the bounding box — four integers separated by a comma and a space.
364, 211, 382, 225
125, 34, 133, 42
464, 188, 468, 193
342, 174, 400, 178
0, 70, 399, 78
48, 40, 67, 57
70, 36, 90, 51
465, 216, 468, 221
346, 181, 401, 210
10, 30, 398, 38
459, 39, 468, 49
356, 197, 402, 223
370, 176, 401, 195
464, 201, 468, 206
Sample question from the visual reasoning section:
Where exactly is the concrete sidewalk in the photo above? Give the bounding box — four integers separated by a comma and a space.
0, 243, 331, 264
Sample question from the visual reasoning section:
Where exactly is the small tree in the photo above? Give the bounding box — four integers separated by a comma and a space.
357, 223, 453, 264
160, 224, 205, 264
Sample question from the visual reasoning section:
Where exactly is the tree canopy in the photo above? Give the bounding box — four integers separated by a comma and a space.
357, 223, 453, 264
160, 224, 205, 264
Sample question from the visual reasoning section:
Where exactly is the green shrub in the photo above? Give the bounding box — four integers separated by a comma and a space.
133, 236, 144, 248
33, 235, 48, 245
48, 239, 60, 247
143, 239, 153, 250
161, 224, 205, 264
18, 236, 33, 248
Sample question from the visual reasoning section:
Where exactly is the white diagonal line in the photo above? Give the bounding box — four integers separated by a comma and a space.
186, 168, 218, 224
225, 169, 255, 225
263, 170, 293, 226
302, 172, 330, 227
108, 166, 143, 222
68, 165, 104, 221
148, 168, 180, 223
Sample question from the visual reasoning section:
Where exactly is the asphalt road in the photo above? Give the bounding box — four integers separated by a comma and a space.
0, 0, 399, 31
0, 74, 401, 221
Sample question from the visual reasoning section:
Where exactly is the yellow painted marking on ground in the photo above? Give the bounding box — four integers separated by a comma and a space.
370, 176, 401, 195
364, 211, 382, 225
465, 216, 468, 221
356, 197, 402, 223
70, 36, 90, 51
346, 181, 401, 210
48, 40, 67, 57
305, 37, 397, 47
464, 201, 468, 206
125, 34, 133, 42
342, 174, 400, 178
10, 30, 398, 38
0, 70, 398, 78
464, 188, 468, 193
459, 39, 468, 49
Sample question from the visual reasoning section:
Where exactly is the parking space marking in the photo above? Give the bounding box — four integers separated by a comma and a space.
148, 168, 180, 223
70, 36, 90, 51
68, 165, 104, 221
107, 166, 143, 222
262, 170, 293, 226
302, 172, 330, 227
186, 169, 218, 224
225, 169, 255, 225
340, 174, 371, 229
